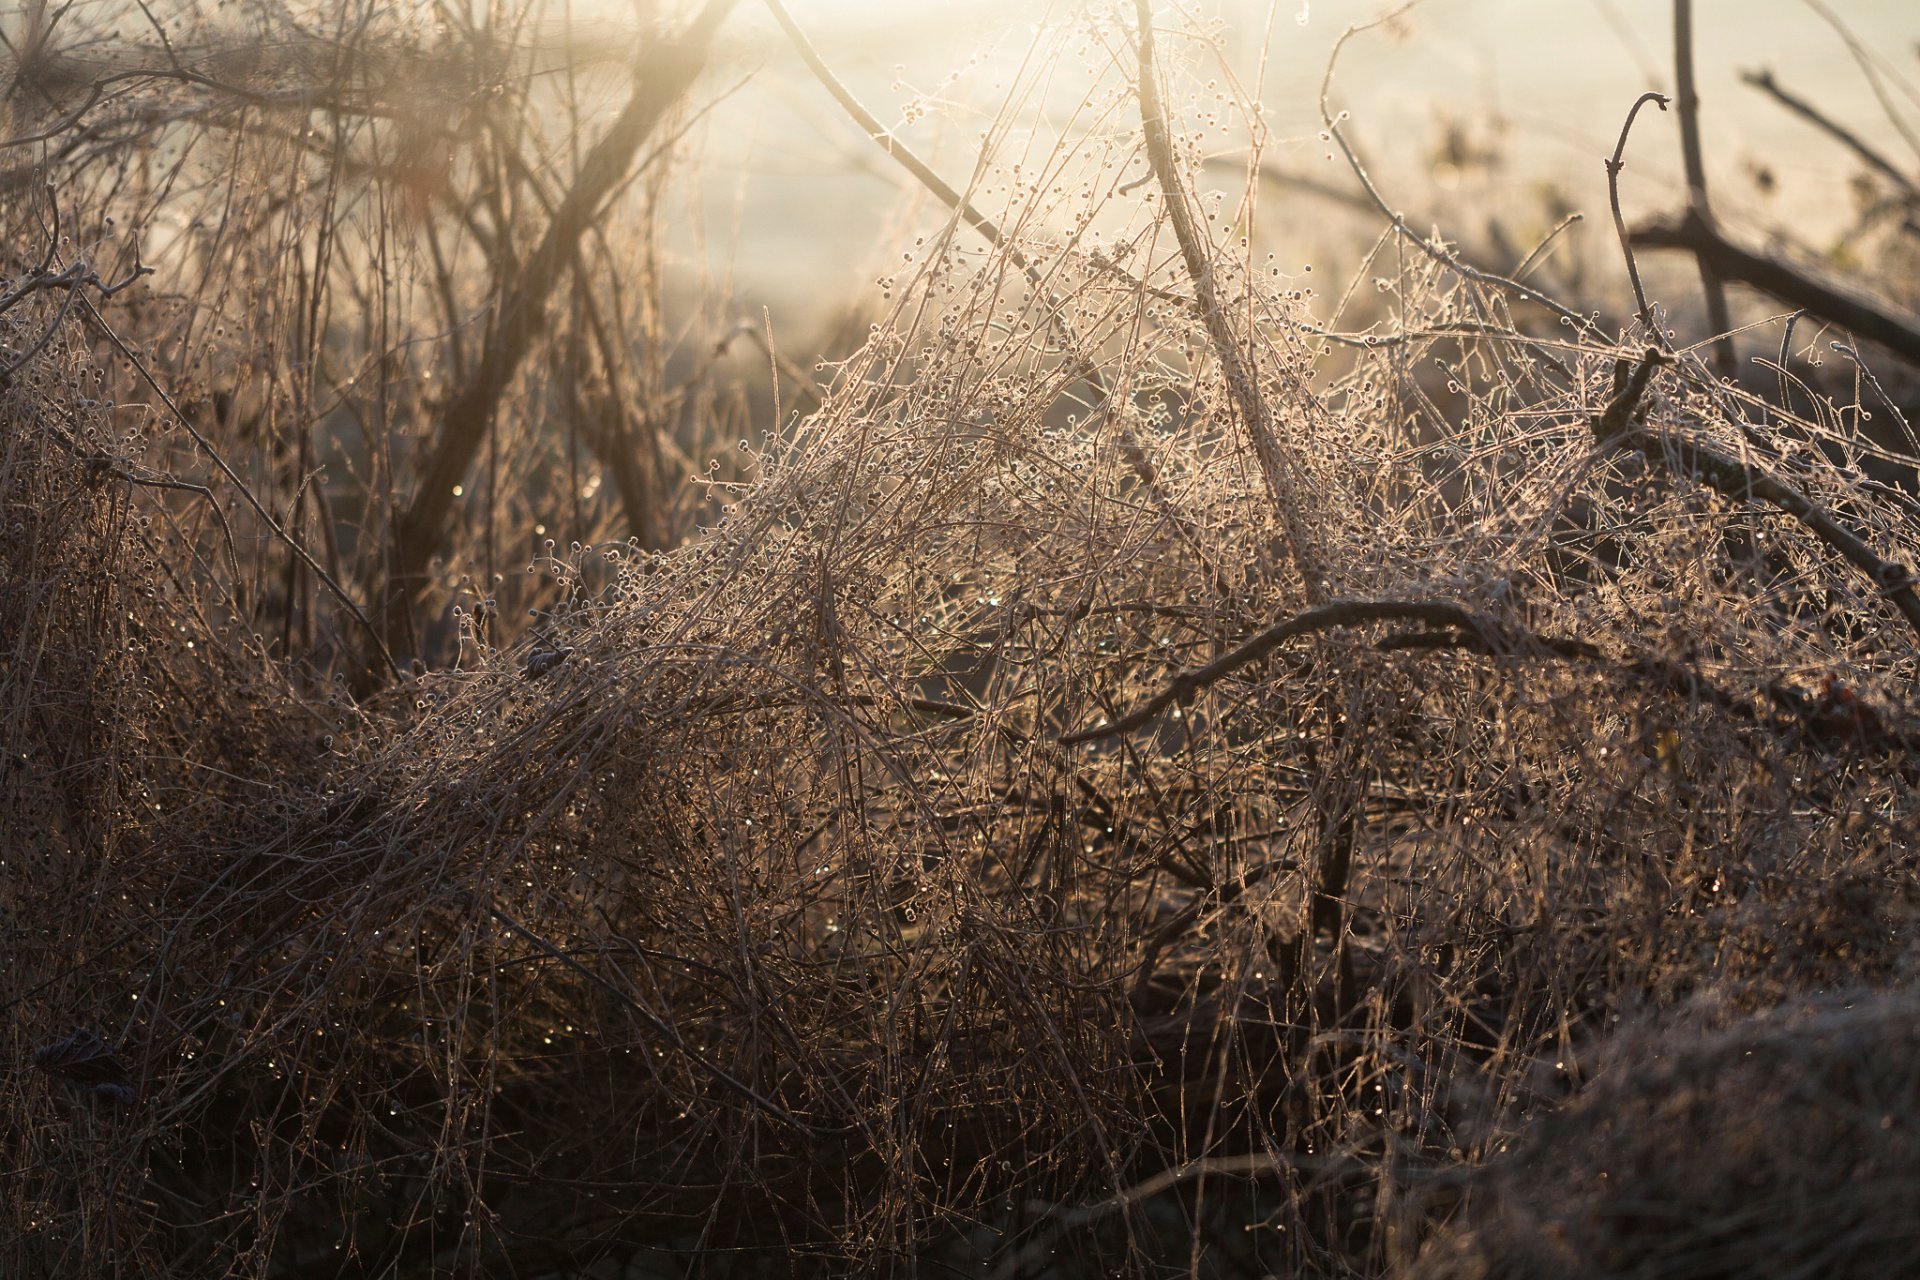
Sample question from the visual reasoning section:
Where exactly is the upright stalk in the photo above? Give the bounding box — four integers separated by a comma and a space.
1132, 0, 1324, 604
1673, 0, 1737, 377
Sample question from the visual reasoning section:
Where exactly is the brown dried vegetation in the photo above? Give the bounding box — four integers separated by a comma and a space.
3, 2, 1919, 1277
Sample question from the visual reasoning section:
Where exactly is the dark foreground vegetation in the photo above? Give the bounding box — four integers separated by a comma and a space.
5, 1, 1919, 1275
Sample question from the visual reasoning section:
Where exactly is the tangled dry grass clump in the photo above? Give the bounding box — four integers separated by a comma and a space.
1413, 988, 1920, 1280
4, 2, 1920, 1277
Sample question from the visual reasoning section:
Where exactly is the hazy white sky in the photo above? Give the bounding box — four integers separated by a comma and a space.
664, 0, 1920, 334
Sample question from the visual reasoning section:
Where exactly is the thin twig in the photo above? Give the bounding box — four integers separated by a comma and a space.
1511, 211, 1586, 281
1591, 348, 1920, 643
1606, 90, 1672, 339
1741, 67, 1917, 196
758, 0, 1113, 412
1832, 341, 1915, 446
1776, 308, 1804, 411
1319, 9, 1606, 341
37, 405, 243, 585
763, 0, 1245, 598
761, 0, 1021, 290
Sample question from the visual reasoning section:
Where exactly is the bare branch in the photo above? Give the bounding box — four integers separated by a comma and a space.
1135, 0, 1324, 600
389, 0, 739, 652
1741, 67, 1917, 197
1673, 1, 1736, 377
1630, 207, 1920, 367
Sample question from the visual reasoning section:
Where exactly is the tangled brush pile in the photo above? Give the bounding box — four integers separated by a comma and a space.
6, 6, 1919, 1276
1414, 987, 1920, 1279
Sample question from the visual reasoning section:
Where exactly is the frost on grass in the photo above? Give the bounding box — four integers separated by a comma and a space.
3, 5, 1918, 1277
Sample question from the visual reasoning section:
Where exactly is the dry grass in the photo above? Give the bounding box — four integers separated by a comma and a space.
1412, 986, 1920, 1280
4, 2, 1919, 1277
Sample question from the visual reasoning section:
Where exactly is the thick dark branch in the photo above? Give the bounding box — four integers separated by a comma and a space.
1062, 595, 1919, 755
1672, 1, 1735, 377
1630, 207, 1920, 367
389, 0, 737, 643
1062, 600, 1505, 744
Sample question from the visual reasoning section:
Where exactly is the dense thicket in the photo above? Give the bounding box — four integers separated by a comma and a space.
5, 3, 1918, 1276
